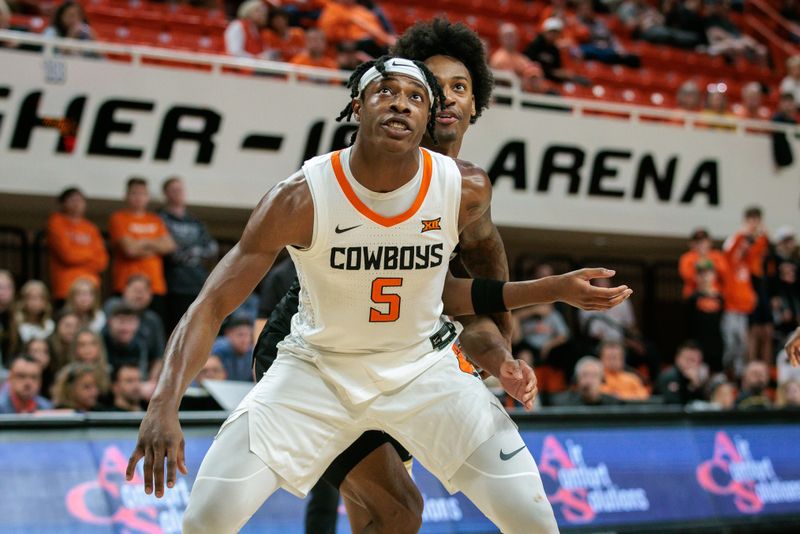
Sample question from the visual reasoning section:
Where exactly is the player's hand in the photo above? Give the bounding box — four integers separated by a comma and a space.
126, 407, 188, 498
554, 268, 633, 310
786, 327, 800, 367
498, 359, 537, 411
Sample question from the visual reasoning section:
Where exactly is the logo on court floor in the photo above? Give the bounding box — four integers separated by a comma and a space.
696, 431, 800, 514
421, 217, 441, 233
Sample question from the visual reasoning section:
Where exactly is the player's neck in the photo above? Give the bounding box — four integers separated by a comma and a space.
349, 141, 421, 193
422, 137, 461, 158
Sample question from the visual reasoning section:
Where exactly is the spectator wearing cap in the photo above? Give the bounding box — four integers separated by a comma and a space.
686, 262, 725, 372
109, 177, 175, 311
224, 0, 270, 59
736, 360, 772, 410
656, 342, 709, 405
159, 176, 218, 335
732, 82, 771, 120
767, 226, 799, 341
551, 356, 624, 407
491, 23, 550, 93
524, 18, 589, 86
102, 304, 150, 377
679, 228, 729, 299
0, 354, 53, 414
211, 316, 255, 382
724, 207, 770, 366
780, 56, 800, 110
104, 275, 166, 365
598, 340, 649, 401
47, 187, 108, 305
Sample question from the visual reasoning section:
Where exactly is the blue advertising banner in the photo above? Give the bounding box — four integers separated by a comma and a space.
1, 424, 799, 533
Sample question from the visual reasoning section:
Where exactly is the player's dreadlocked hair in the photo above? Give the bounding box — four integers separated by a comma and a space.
392, 18, 494, 124
336, 55, 447, 144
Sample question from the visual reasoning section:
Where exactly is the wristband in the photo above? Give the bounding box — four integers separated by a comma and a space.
471, 279, 508, 315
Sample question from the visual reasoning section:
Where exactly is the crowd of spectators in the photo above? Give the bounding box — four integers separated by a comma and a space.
0, 176, 265, 415
504, 204, 799, 412
2, 0, 798, 121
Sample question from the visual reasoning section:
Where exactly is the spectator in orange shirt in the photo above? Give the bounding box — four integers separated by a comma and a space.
678, 228, 729, 298
598, 340, 650, 401
263, 7, 305, 62
732, 82, 771, 120
289, 29, 338, 76
318, 0, 395, 58
108, 177, 176, 312
491, 24, 550, 94
723, 206, 770, 370
47, 187, 108, 304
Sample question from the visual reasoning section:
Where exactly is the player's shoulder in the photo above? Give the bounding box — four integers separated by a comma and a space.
452, 158, 491, 194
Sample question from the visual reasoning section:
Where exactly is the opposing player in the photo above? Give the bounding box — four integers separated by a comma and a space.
253, 19, 632, 533
127, 55, 567, 533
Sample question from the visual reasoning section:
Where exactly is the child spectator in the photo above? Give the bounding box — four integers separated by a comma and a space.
679, 228, 729, 298
47, 187, 108, 304
64, 278, 105, 333
724, 207, 770, 365
0, 355, 53, 414
11, 280, 54, 352
51, 362, 105, 412
686, 263, 725, 373
211, 315, 255, 382
69, 327, 111, 393
108, 177, 175, 311
47, 308, 81, 376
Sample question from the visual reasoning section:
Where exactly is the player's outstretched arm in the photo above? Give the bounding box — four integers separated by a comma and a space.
442, 268, 633, 317
786, 327, 800, 367
126, 172, 313, 498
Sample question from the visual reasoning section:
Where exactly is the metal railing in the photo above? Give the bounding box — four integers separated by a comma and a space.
2, 30, 799, 137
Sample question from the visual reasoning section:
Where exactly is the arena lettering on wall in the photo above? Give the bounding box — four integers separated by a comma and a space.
0, 49, 797, 238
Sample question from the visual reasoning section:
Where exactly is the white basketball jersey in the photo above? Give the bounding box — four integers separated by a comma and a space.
278, 146, 462, 403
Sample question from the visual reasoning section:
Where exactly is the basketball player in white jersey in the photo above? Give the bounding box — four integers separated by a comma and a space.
126, 57, 626, 533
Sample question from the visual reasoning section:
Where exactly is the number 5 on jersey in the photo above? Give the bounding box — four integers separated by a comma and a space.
370, 277, 403, 322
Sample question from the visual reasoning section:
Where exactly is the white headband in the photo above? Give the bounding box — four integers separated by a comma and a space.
357, 58, 434, 103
